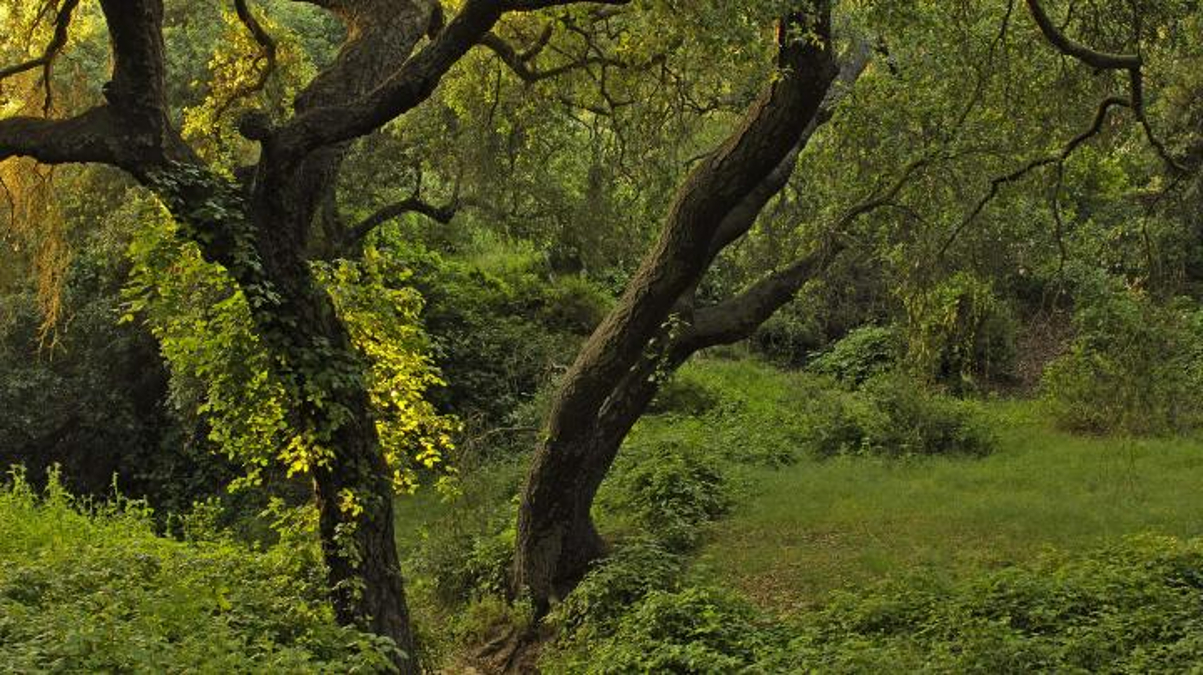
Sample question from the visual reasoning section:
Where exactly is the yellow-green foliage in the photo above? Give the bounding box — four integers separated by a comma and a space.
0, 467, 394, 671
903, 272, 1017, 389
179, 6, 317, 169
121, 194, 456, 493
318, 247, 459, 493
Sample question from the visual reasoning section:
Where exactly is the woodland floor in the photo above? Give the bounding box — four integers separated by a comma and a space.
695, 397, 1203, 616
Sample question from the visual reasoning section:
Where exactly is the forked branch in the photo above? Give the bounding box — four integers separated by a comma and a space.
939, 95, 1129, 256
1024, 0, 1186, 173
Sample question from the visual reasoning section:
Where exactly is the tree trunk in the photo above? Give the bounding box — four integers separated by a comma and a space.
514, 347, 681, 612
514, 437, 610, 610
0, 0, 650, 669
313, 438, 415, 670
234, 6, 436, 668
513, 2, 839, 612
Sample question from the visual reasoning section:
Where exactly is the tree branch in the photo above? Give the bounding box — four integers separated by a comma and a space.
224, 0, 278, 106
0, 0, 83, 114
939, 95, 1129, 256
1023, 0, 1140, 70
703, 36, 873, 261
543, 4, 839, 436
271, 0, 631, 162
1024, 0, 1186, 174
0, 0, 207, 187
688, 155, 927, 349
480, 31, 617, 83
347, 196, 458, 244
97, 0, 172, 131
0, 107, 125, 166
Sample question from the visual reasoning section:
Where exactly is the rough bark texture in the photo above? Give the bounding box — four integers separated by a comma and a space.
514, 1, 845, 614
0, 0, 627, 670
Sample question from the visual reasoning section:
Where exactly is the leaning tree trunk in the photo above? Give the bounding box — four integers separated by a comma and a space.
514, 1, 845, 613
515, 347, 676, 607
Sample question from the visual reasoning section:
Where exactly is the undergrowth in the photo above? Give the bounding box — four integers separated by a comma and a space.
0, 467, 394, 673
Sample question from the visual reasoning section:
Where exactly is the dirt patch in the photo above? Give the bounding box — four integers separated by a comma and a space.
1013, 309, 1073, 393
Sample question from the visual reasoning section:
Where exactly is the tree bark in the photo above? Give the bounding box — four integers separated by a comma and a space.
513, 2, 846, 613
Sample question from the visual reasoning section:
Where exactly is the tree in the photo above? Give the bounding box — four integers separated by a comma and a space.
0, 0, 627, 669
513, 0, 847, 610
511, 0, 1203, 613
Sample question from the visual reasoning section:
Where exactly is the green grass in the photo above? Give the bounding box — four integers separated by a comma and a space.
694, 395, 1203, 615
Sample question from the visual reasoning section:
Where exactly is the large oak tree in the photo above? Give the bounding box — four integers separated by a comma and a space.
0, 0, 625, 670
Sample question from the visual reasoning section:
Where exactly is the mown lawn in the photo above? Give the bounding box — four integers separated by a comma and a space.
695, 397, 1203, 615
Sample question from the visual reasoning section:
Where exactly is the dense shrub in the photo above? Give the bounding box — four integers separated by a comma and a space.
1042, 275, 1203, 434
0, 253, 234, 513
408, 459, 525, 606
545, 585, 786, 674
538, 274, 614, 334
647, 370, 722, 416
807, 324, 901, 386
379, 238, 611, 433
550, 538, 683, 639
751, 300, 826, 366
550, 536, 1203, 673
599, 439, 733, 551
639, 360, 811, 468
799, 373, 996, 459
0, 468, 394, 672
904, 272, 1018, 390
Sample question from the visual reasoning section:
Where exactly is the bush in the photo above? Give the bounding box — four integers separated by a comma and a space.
641, 360, 811, 468
599, 440, 733, 551
751, 301, 825, 366
647, 370, 722, 416
379, 238, 611, 434
799, 373, 996, 459
550, 538, 683, 639
0, 255, 234, 514
538, 274, 614, 335
904, 272, 1018, 390
409, 459, 524, 606
768, 535, 1203, 673
0, 468, 394, 672
808, 324, 901, 386
1042, 276, 1203, 434
545, 585, 787, 674
550, 536, 1203, 674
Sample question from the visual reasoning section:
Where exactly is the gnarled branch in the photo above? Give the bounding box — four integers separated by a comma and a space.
348, 196, 458, 244
271, 0, 631, 162
212, 0, 278, 119
1023, 0, 1140, 70
689, 155, 929, 349
481, 31, 617, 83
1024, 0, 1187, 174
939, 95, 1129, 256
0, 107, 127, 166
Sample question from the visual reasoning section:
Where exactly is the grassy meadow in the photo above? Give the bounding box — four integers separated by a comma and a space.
694, 396, 1203, 614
